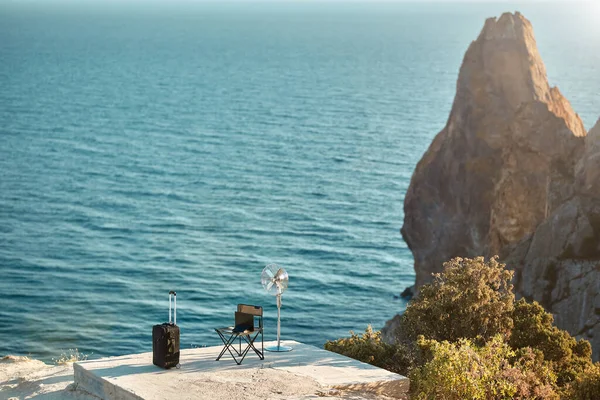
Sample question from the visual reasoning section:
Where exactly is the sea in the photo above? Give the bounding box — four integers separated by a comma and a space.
0, 1, 598, 362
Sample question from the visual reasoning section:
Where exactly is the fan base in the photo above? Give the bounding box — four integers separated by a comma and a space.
265, 345, 293, 352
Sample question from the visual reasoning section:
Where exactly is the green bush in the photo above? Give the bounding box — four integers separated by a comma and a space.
326, 256, 596, 399
399, 256, 514, 344
564, 363, 600, 400
510, 299, 592, 385
324, 325, 415, 375
409, 335, 559, 400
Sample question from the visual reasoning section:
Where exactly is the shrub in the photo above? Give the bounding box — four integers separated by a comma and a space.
53, 348, 89, 365
324, 325, 415, 375
509, 347, 561, 400
409, 335, 559, 400
327, 256, 596, 399
564, 363, 600, 400
510, 299, 592, 385
399, 256, 514, 344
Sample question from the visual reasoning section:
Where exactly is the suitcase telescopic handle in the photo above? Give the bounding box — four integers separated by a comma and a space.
169, 291, 177, 325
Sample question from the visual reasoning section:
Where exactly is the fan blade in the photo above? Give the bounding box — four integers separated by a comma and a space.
264, 267, 275, 279
262, 264, 288, 295
261, 265, 276, 289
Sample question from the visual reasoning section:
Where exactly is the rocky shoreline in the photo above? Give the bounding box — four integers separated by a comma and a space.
0, 355, 98, 399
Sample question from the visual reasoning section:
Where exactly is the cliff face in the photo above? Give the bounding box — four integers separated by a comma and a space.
507, 118, 600, 360
402, 12, 586, 290
578, 119, 600, 198
396, 12, 599, 359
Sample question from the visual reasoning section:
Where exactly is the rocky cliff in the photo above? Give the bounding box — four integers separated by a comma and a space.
391, 12, 599, 359
506, 117, 600, 360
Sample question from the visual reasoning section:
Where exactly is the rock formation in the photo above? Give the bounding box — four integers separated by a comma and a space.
388, 12, 599, 359
506, 117, 600, 360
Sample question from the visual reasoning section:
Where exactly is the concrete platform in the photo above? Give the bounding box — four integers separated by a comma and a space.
74, 340, 408, 400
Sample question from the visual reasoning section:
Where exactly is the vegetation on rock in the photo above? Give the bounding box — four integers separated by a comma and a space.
564, 363, 600, 400
410, 335, 559, 400
510, 298, 592, 386
325, 256, 599, 399
400, 256, 514, 344
324, 325, 414, 375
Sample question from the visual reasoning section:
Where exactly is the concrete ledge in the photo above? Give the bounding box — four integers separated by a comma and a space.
74, 340, 408, 399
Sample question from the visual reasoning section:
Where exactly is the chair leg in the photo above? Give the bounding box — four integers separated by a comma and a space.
216, 330, 242, 361
216, 332, 232, 361
224, 337, 244, 364
242, 331, 264, 360
215, 329, 264, 365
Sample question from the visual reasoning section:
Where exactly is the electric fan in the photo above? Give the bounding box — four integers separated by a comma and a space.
261, 264, 292, 352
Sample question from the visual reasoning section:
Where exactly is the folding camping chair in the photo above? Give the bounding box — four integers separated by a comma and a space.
215, 304, 264, 365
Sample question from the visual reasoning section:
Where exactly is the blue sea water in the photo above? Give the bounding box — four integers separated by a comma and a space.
0, 1, 598, 362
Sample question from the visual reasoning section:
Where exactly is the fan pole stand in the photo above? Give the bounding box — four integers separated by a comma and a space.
266, 293, 293, 352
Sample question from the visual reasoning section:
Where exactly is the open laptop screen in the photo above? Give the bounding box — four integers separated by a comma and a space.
233, 312, 254, 332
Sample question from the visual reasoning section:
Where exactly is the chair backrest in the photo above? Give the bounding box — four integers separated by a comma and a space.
237, 304, 263, 328
237, 304, 262, 316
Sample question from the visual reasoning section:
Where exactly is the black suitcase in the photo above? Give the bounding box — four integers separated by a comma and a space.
152, 291, 180, 369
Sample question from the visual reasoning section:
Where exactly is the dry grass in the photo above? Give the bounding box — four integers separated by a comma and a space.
1, 355, 31, 363
53, 349, 88, 365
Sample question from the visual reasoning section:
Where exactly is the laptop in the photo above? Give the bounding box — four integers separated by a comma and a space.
233, 312, 254, 333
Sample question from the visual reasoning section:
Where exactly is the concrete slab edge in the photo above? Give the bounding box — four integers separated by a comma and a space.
74, 362, 144, 400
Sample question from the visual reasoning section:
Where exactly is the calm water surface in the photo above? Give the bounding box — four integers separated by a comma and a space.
1, 1, 598, 361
